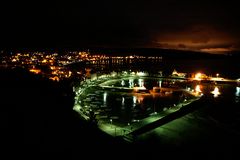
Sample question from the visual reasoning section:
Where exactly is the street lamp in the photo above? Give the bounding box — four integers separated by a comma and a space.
110, 119, 113, 128
216, 73, 219, 78
127, 122, 132, 132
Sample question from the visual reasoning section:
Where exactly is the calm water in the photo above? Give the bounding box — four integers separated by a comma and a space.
79, 77, 240, 126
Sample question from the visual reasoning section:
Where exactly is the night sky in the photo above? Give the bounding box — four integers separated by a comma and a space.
1, 0, 240, 52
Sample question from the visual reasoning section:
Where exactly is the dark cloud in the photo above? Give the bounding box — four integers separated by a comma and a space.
0, 0, 240, 51
153, 24, 239, 52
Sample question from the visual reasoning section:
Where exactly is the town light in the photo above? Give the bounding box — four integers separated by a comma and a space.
195, 85, 202, 93
195, 73, 202, 80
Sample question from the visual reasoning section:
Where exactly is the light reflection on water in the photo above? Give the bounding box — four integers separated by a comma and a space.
211, 86, 220, 97
80, 77, 239, 125
236, 87, 240, 97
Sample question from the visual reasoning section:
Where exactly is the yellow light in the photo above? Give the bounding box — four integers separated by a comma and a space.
29, 69, 41, 74
49, 76, 60, 81
12, 59, 17, 62
195, 85, 202, 93
42, 59, 47, 63
195, 73, 202, 80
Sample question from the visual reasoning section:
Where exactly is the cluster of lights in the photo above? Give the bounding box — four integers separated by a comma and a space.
193, 72, 227, 81
4, 51, 92, 81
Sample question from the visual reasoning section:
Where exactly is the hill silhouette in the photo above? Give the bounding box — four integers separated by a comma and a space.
3, 47, 238, 58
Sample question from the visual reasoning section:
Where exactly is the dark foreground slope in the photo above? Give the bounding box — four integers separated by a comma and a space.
0, 67, 134, 158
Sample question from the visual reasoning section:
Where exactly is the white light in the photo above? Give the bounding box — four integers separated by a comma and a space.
138, 79, 144, 87
129, 79, 134, 88
236, 87, 240, 97
122, 97, 125, 106
133, 96, 137, 104
211, 86, 220, 97
159, 80, 162, 88
103, 92, 107, 104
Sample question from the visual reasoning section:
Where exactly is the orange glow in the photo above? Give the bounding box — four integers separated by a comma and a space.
49, 76, 60, 81
137, 96, 144, 103
133, 86, 146, 92
29, 69, 41, 74
194, 72, 208, 80
200, 48, 232, 53
153, 25, 236, 53
52, 71, 57, 75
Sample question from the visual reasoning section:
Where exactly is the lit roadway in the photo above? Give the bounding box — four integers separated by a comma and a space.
73, 73, 205, 141
97, 95, 201, 141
